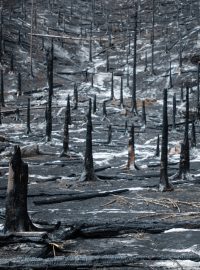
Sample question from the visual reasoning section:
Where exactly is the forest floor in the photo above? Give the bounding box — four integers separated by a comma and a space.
0, 0, 200, 269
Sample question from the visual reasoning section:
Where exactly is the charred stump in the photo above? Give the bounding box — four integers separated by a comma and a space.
80, 99, 98, 181
159, 89, 173, 191
4, 146, 35, 233
126, 124, 139, 170
107, 125, 112, 144
102, 100, 107, 119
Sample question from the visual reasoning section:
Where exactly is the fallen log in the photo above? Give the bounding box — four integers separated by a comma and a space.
0, 253, 199, 269
34, 189, 129, 205
61, 220, 200, 239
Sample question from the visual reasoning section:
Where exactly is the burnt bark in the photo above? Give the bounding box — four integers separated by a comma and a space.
17, 72, 22, 97
73, 83, 78, 109
80, 99, 97, 181
131, 3, 138, 114
159, 89, 173, 191
126, 124, 139, 170
191, 118, 196, 147
110, 72, 114, 100
4, 146, 34, 233
0, 70, 5, 107
46, 96, 52, 142
26, 98, 31, 134
120, 76, 123, 108
172, 93, 176, 130
155, 134, 160, 157
60, 96, 70, 157
142, 100, 146, 126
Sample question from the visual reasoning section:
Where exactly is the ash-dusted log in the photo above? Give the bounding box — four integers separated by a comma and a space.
126, 124, 139, 170
4, 146, 35, 232
110, 72, 114, 100
17, 72, 22, 97
142, 100, 146, 126
120, 76, 124, 108
93, 94, 96, 114
80, 99, 98, 181
26, 98, 31, 134
73, 83, 78, 109
191, 118, 196, 148
172, 93, 176, 130
155, 134, 160, 157
0, 70, 5, 107
60, 96, 71, 157
159, 89, 173, 191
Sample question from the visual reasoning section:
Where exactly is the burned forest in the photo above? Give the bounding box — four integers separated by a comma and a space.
0, 0, 200, 269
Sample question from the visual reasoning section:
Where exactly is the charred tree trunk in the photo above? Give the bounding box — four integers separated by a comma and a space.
107, 124, 112, 144
159, 89, 173, 191
73, 83, 78, 109
66, 95, 71, 125
120, 76, 124, 108
102, 100, 107, 118
80, 99, 97, 181
197, 62, 200, 107
182, 87, 190, 176
155, 134, 160, 157
17, 72, 22, 97
4, 146, 34, 233
131, 3, 138, 114
26, 98, 31, 134
93, 94, 96, 114
191, 118, 196, 148
172, 93, 176, 130
47, 42, 54, 97
110, 72, 114, 100
142, 100, 146, 126
126, 124, 139, 170
60, 96, 71, 157
46, 95, 52, 142
0, 70, 5, 107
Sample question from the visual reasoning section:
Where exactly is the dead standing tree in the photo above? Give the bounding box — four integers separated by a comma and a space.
159, 89, 173, 192
126, 124, 139, 170
80, 99, 98, 181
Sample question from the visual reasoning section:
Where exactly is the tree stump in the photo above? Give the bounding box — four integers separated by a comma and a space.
4, 146, 34, 233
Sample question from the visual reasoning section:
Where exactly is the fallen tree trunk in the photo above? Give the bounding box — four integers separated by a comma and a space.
0, 253, 199, 269
61, 220, 200, 239
34, 189, 129, 205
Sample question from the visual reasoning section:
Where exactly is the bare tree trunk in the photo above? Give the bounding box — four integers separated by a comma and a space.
159, 89, 173, 191
80, 99, 97, 181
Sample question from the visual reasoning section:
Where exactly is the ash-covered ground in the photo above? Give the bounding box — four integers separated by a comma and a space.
0, 0, 200, 269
